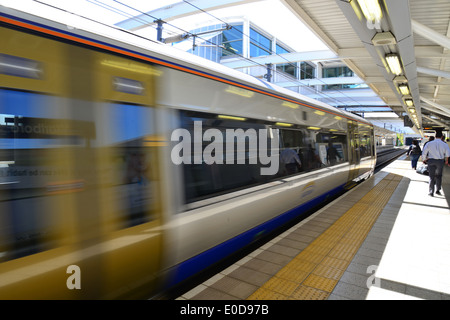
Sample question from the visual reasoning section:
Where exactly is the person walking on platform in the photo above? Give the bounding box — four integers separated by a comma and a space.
407, 140, 421, 170
422, 131, 450, 197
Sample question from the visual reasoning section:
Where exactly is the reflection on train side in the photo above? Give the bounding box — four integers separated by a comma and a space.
179, 110, 355, 204
0, 93, 159, 261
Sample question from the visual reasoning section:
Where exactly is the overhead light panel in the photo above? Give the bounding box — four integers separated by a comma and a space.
275, 122, 293, 127
218, 115, 246, 121
314, 110, 325, 116
386, 54, 403, 75
404, 99, 414, 107
398, 84, 410, 95
357, 0, 383, 23
225, 86, 254, 98
282, 101, 299, 109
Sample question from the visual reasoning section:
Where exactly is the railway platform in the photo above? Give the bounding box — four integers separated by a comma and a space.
177, 155, 450, 300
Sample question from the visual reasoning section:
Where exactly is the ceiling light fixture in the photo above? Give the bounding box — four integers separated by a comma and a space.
404, 99, 414, 107
386, 54, 403, 75
398, 84, 410, 95
357, 0, 383, 22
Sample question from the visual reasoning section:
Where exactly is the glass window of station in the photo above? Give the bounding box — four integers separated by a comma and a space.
276, 44, 297, 78
186, 21, 317, 83
322, 66, 368, 90
221, 24, 244, 57
249, 27, 272, 57
300, 62, 315, 80
188, 24, 223, 63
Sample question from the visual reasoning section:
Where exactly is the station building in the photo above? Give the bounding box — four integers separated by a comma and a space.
170, 17, 405, 146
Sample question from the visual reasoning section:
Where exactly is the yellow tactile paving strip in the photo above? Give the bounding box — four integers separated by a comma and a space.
248, 173, 402, 300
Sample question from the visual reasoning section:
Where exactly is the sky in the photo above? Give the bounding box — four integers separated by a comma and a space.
0, 0, 329, 52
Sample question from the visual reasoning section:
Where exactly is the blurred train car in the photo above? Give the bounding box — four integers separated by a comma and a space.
0, 7, 375, 299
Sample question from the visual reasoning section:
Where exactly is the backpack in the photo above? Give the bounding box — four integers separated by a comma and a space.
411, 145, 421, 155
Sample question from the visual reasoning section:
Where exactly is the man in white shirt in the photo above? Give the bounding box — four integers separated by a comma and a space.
421, 131, 450, 196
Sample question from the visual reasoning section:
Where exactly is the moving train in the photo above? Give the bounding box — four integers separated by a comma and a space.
0, 7, 376, 299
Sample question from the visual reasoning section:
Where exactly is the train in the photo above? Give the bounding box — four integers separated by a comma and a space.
0, 6, 376, 299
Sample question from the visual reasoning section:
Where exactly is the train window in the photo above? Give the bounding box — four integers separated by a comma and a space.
0, 54, 42, 79
360, 135, 370, 157
278, 129, 348, 177
358, 126, 373, 158
0, 90, 92, 261
178, 111, 275, 203
279, 129, 303, 176
221, 24, 244, 57
177, 111, 350, 204
113, 77, 145, 95
97, 102, 159, 228
315, 132, 348, 166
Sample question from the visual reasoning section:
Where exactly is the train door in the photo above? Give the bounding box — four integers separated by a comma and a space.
358, 125, 374, 178
94, 50, 164, 299
346, 120, 361, 187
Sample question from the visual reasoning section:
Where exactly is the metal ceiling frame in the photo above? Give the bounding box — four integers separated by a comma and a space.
335, 0, 422, 131
282, 0, 450, 135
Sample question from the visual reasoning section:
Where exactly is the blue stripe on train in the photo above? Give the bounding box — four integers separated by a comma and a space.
166, 183, 346, 288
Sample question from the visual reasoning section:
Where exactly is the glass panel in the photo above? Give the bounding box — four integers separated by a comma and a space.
315, 132, 348, 166
323, 66, 354, 78
280, 129, 303, 176
178, 111, 277, 203
250, 28, 271, 51
276, 44, 289, 55
276, 63, 297, 78
176, 112, 349, 203
222, 24, 243, 42
323, 68, 336, 78
301, 63, 314, 79
222, 40, 243, 56
250, 28, 271, 57
0, 54, 42, 79
221, 24, 243, 57
250, 43, 271, 57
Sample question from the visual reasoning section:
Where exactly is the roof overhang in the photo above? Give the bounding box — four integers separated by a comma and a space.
282, 0, 450, 135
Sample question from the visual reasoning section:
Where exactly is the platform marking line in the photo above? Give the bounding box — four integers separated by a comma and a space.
247, 173, 402, 300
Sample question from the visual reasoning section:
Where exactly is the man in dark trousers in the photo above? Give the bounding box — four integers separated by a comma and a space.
421, 131, 450, 197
